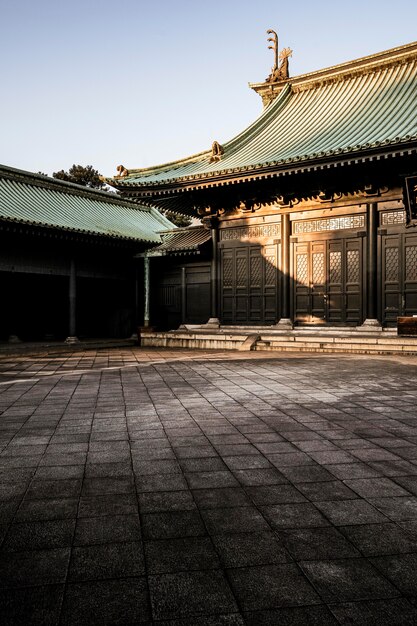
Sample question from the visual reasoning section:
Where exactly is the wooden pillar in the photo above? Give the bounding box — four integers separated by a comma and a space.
210, 224, 219, 320
181, 266, 187, 324
277, 213, 293, 328
360, 202, 381, 330
143, 255, 150, 327
65, 258, 79, 343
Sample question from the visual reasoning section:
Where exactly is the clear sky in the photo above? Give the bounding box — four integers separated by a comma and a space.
2, 0, 417, 179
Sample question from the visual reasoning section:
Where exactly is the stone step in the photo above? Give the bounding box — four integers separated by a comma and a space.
140, 330, 417, 355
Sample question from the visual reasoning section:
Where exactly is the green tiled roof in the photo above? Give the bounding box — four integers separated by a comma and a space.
148, 226, 211, 256
0, 165, 173, 241
107, 41, 417, 190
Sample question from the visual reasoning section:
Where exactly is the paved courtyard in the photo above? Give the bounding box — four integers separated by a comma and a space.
1, 346, 417, 625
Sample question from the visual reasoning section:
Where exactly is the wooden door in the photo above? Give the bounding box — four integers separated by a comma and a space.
294, 238, 362, 324
382, 233, 417, 323
221, 244, 278, 324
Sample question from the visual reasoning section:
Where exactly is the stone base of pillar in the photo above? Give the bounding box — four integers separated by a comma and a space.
204, 318, 220, 329
275, 318, 293, 330
65, 336, 79, 344
8, 335, 21, 344
357, 319, 383, 332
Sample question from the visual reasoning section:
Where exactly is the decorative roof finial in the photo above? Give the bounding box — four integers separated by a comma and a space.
209, 141, 224, 163
116, 164, 129, 178
265, 29, 292, 83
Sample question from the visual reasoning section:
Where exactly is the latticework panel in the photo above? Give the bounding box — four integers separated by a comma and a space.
329, 251, 342, 284
250, 255, 262, 287
223, 258, 233, 288
296, 254, 308, 286
347, 250, 360, 284
406, 246, 417, 282
385, 247, 399, 282
264, 255, 276, 286
236, 257, 247, 287
312, 253, 324, 284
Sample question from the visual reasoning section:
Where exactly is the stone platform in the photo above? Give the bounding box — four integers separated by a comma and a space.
140, 325, 417, 355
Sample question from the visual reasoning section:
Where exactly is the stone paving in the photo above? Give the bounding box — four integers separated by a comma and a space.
1, 347, 417, 624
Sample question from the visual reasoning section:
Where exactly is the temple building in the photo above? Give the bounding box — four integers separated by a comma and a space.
0, 165, 173, 342
104, 39, 417, 332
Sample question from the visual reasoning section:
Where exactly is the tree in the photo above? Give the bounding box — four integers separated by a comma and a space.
163, 211, 192, 228
52, 164, 105, 190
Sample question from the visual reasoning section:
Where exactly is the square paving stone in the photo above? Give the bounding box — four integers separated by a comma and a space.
344, 478, 410, 498
78, 494, 138, 518
185, 471, 239, 490
133, 459, 182, 475
370, 553, 417, 595
278, 465, 335, 483
174, 446, 217, 459
300, 558, 398, 602
84, 462, 133, 478
314, 499, 388, 525
296, 481, 357, 501
307, 450, 358, 465
329, 598, 417, 626
145, 536, 220, 573
254, 442, 298, 454
260, 503, 330, 529
391, 475, 417, 495
243, 605, 338, 626
349, 448, 400, 462
33, 465, 84, 480
215, 444, 260, 456
25, 478, 82, 500
340, 522, 417, 556
81, 476, 135, 496
136, 473, 188, 493
223, 455, 272, 470
61, 577, 151, 625
0, 583, 65, 626
0, 548, 71, 588
325, 463, 380, 479
15, 497, 78, 522
131, 447, 176, 461
368, 460, 417, 476
178, 457, 227, 472
74, 514, 141, 545
69, 541, 145, 581
201, 507, 271, 535
141, 510, 206, 540
192, 487, 252, 510
232, 468, 287, 486
138, 490, 196, 513
149, 570, 238, 620
245, 484, 306, 505
212, 531, 291, 567
277, 527, 360, 561
227, 563, 319, 611
2, 519, 75, 551
368, 496, 417, 520
268, 452, 315, 468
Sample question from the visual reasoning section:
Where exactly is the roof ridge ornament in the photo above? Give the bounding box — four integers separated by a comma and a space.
265, 29, 292, 83
115, 164, 129, 178
209, 141, 224, 163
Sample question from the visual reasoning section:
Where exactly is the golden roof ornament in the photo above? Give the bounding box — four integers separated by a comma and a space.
265, 29, 292, 83
209, 141, 224, 163
116, 164, 129, 178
